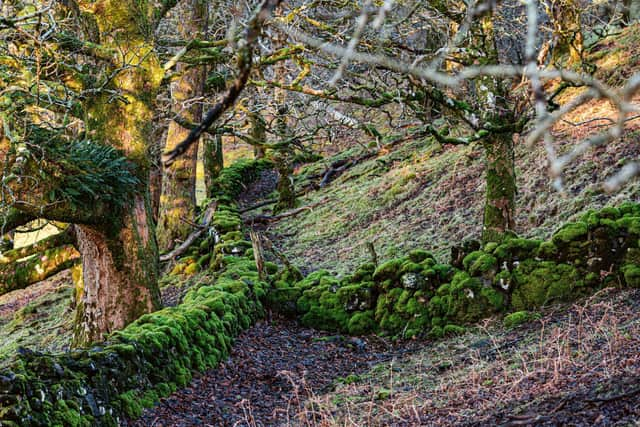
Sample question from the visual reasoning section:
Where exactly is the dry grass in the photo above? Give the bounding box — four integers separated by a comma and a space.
258, 288, 640, 426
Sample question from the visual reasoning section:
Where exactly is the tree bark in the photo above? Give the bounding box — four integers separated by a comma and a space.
474, 9, 517, 244
482, 131, 516, 243
249, 106, 267, 159
157, 0, 207, 251
273, 25, 296, 213
72, 196, 161, 346
204, 134, 224, 198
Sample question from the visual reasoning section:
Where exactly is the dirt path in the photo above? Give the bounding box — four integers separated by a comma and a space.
128, 317, 412, 427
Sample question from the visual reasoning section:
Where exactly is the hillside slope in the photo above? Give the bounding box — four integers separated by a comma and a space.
265, 26, 640, 275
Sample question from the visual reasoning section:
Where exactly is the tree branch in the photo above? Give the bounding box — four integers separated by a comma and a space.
162, 0, 283, 166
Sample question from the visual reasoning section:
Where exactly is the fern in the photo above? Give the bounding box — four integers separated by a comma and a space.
43, 140, 140, 210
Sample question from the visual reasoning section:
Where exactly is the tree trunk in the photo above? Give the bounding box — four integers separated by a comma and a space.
72, 0, 164, 346
273, 26, 296, 213
73, 196, 161, 346
474, 9, 517, 243
204, 134, 224, 198
157, 0, 207, 251
249, 108, 267, 159
274, 154, 296, 213
549, 0, 584, 67
482, 131, 516, 243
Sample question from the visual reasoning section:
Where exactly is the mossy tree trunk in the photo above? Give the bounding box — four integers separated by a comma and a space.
273, 27, 296, 213
157, 0, 207, 251
474, 9, 517, 244
549, 0, 584, 67
71, 0, 165, 346
249, 106, 267, 159
204, 134, 224, 198
482, 130, 516, 243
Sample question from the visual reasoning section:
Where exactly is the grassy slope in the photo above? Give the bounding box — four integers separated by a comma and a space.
0, 270, 74, 365
268, 27, 640, 275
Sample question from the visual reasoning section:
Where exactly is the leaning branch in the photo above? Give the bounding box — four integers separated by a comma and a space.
159, 202, 217, 262
162, 0, 283, 166
0, 227, 75, 264
0, 245, 79, 297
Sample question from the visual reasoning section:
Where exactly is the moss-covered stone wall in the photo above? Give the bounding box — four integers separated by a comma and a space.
0, 160, 271, 426
266, 202, 640, 339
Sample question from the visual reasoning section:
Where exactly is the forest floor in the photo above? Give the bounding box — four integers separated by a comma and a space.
129, 288, 640, 426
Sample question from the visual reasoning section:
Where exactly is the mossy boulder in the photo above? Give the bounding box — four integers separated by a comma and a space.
337, 283, 376, 312
372, 258, 405, 282
511, 260, 584, 310
428, 271, 504, 325
347, 311, 377, 335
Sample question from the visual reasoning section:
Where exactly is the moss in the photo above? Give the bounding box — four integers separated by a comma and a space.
407, 249, 433, 263
484, 242, 498, 253
276, 266, 303, 284
350, 262, 376, 283
467, 253, 498, 277
118, 390, 144, 418
265, 262, 279, 275
429, 326, 444, 338
492, 238, 541, 262
372, 258, 405, 282
462, 251, 483, 271
347, 311, 377, 335
536, 241, 558, 259
503, 311, 537, 328
184, 263, 200, 276
552, 222, 588, 245
622, 264, 640, 288
400, 261, 423, 275
337, 283, 376, 312
617, 216, 640, 236
443, 324, 466, 336
619, 201, 640, 217
265, 287, 302, 316
511, 261, 583, 310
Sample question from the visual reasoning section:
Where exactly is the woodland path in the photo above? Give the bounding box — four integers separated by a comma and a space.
128, 317, 414, 426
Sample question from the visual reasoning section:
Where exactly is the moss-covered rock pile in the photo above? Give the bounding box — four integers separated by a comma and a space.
0, 160, 272, 426
266, 202, 640, 339
168, 158, 273, 277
